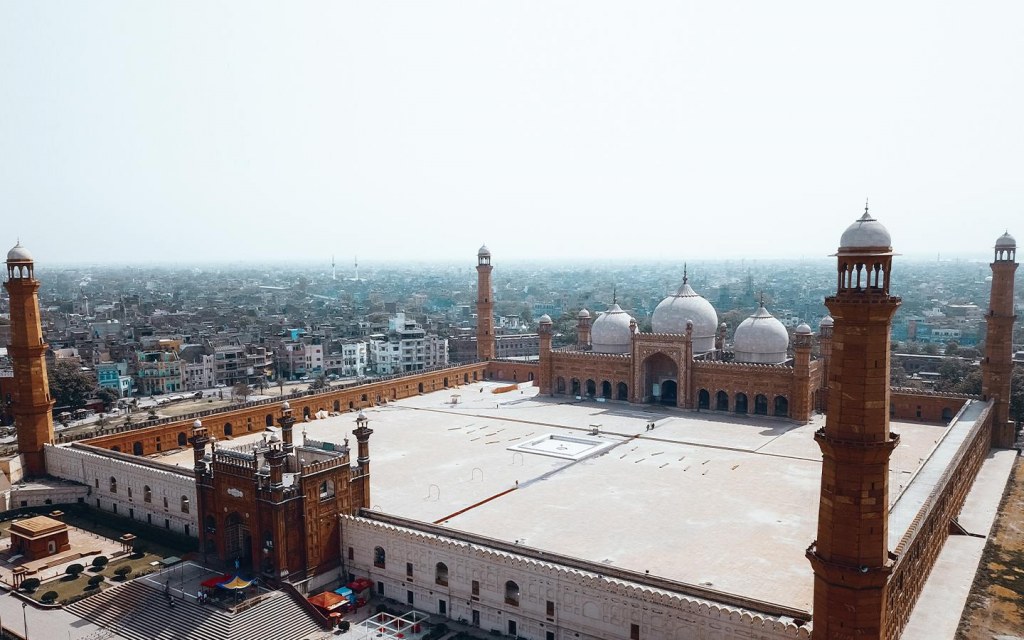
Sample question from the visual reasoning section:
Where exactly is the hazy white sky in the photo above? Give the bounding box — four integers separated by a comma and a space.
2, 2, 1022, 265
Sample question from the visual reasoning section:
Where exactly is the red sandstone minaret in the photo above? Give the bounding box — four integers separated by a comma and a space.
352, 410, 374, 508
476, 245, 495, 361
538, 314, 553, 394
4, 242, 55, 477
982, 231, 1018, 448
807, 207, 901, 639
576, 309, 592, 348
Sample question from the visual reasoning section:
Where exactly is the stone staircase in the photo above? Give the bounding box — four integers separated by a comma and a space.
66, 579, 322, 640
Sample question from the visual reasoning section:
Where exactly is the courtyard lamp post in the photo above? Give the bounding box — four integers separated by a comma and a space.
22, 601, 28, 639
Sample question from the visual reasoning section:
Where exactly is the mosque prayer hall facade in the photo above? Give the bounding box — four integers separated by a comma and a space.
1, 209, 1020, 640
533, 265, 825, 424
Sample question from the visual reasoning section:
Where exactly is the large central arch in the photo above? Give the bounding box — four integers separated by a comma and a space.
641, 352, 679, 405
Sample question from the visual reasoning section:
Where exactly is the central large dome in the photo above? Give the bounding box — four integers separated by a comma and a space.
651, 276, 719, 353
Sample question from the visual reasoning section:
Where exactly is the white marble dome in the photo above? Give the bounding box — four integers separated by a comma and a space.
819, 315, 834, 329
795, 322, 812, 335
651, 277, 719, 353
538, 314, 552, 324
840, 210, 891, 250
733, 304, 790, 364
995, 231, 1016, 249
577, 308, 590, 319
478, 244, 491, 258
591, 303, 634, 354
6, 242, 33, 262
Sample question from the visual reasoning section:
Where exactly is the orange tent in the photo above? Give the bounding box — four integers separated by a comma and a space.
307, 591, 347, 611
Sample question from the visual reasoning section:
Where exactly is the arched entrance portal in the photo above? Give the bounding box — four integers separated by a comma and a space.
642, 352, 679, 405
660, 380, 678, 405
224, 512, 252, 569
601, 381, 612, 399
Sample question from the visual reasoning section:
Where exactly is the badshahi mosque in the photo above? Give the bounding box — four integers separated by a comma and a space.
1, 209, 1019, 640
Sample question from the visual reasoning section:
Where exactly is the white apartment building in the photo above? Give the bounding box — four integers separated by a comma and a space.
367, 314, 448, 375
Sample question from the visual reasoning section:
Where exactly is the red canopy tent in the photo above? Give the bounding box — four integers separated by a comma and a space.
200, 575, 232, 589
347, 577, 374, 592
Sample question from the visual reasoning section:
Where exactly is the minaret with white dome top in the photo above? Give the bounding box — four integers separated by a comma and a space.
4, 241, 55, 477
576, 308, 592, 349
983, 231, 1017, 447
807, 204, 901, 638
476, 244, 495, 361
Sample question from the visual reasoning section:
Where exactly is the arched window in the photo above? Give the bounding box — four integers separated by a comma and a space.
773, 395, 789, 417
265, 414, 274, 427
177, 432, 187, 447
132, 441, 143, 455
181, 496, 190, 514
143, 486, 152, 503
505, 580, 520, 606
435, 562, 449, 586
224, 422, 233, 436
698, 389, 710, 410
303, 406, 311, 418
319, 480, 335, 500
556, 377, 566, 394
571, 378, 581, 396
374, 546, 386, 569
601, 381, 612, 399
109, 477, 117, 493
418, 383, 424, 393
716, 391, 729, 411
585, 379, 596, 398
754, 394, 769, 415
735, 393, 748, 414
163, 496, 168, 509
334, 400, 341, 412
617, 382, 628, 401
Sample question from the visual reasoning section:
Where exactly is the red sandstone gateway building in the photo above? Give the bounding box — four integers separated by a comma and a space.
1, 212, 1019, 640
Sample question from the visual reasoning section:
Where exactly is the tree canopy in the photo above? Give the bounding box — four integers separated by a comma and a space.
48, 360, 97, 410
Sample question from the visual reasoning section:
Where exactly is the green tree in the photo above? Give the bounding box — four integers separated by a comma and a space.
48, 360, 97, 409
922, 343, 940, 356
310, 374, 328, 391
95, 387, 119, 411
231, 382, 250, 402
945, 341, 960, 356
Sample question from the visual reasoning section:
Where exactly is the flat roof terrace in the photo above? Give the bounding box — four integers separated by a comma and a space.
152, 381, 953, 613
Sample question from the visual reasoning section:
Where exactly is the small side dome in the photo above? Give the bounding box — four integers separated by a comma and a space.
577, 308, 590, 319
281, 401, 290, 411
795, 323, 812, 335
478, 244, 491, 258
538, 314, 552, 324
839, 208, 891, 251
268, 433, 282, 443
995, 231, 1016, 249
6, 242, 33, 262
733, 304, 790, 364
192, 419, 203, 429
819, 315, 834, 328
590, 303, 634, 354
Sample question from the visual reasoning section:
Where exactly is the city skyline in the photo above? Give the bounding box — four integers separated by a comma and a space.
2, 2, 1022, 264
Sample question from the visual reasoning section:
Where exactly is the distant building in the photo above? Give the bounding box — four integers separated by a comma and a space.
367, 313, 448, 375
96, 361, 133, 398
135, 350, 181, 395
